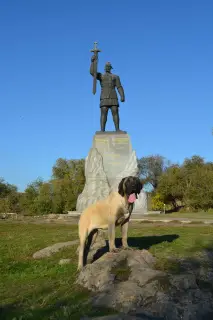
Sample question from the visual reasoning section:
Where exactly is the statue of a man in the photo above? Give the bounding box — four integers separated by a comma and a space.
90, 54, 125, 132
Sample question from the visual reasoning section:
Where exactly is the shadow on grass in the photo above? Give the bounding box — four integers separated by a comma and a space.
157, 241, 213, 279
0, 290, 115, 320
92, 234, 179, 263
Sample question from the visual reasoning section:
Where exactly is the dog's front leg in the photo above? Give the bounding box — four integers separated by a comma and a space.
121, 220, 130, 249
108, 222, 117, 252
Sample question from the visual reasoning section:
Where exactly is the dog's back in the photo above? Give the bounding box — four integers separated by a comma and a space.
79, 191, 126, 233
79, 197, 110, 233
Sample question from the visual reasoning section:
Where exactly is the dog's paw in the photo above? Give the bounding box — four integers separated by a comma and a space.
121, 246, 134, 251
77, 266, 83, 272
110, 247, 121, 253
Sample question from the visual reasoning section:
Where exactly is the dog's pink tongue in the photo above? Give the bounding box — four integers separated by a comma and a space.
128, 193, 136, 203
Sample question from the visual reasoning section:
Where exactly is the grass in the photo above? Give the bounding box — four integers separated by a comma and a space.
1, 222, 213, 319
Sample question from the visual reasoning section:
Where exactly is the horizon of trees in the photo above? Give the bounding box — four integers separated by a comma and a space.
1, 154, 213, 215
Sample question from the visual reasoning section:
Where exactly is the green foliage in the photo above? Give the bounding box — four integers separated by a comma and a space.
183, 166, 213, 210
1, 154, 213, 215
0, 178, 21, 213
157, 165, 185, 209
0, 158, 85, 215
20, 178, 43, 215
36, 182, 53, 214
19, 159, 85, 215
157, 155, 213, 211
151, 193, 165, 211
51, 158, 85, 213
137, 155, 171, 190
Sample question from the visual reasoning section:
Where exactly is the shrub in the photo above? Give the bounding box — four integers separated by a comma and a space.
151, 193, 165, 211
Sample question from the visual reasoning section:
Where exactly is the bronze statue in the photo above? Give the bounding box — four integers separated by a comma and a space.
90, 42, 125, 132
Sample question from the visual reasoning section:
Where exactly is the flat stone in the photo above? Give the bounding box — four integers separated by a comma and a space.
33, 240, 79, 259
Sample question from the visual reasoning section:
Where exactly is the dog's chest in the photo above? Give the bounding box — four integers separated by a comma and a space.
115, 205, 129, 224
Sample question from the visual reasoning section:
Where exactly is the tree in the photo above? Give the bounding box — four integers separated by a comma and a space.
182, 155, 205, 189
35, 182, 53, 214
0, 178, 21, 213
184, 165, 213, 210
51, 158, 85, 212
20, 178, 43, 214
157, 165, 185, 210
52, 158, 85, 183
157, 155, 213, 211
0, 178, 17, 198
137, 155, 171, 190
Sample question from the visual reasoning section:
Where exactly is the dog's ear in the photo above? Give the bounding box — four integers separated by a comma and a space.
136, 178, 143, 194
118, 178, 125, 196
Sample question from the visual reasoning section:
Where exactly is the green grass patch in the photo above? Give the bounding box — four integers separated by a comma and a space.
1, 222, 213, 319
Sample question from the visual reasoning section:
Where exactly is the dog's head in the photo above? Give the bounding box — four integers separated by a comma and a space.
118, 176, 143, 203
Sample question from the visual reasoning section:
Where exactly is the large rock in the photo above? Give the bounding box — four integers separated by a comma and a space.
76, 249, 213, 319
76, 132, 147, 214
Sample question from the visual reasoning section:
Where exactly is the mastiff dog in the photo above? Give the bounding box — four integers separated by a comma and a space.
77, 176, 143, 270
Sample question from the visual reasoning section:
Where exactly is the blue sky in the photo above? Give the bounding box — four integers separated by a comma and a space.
0, 0, 213, 191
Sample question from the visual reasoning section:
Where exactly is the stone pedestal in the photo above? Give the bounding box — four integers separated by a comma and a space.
76, 132, 147, 214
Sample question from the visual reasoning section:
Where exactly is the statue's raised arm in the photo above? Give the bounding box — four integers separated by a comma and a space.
90, 55, 101, 78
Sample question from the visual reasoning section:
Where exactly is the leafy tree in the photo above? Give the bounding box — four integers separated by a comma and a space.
0, 178, 21, 213
51, 158, 85, 212
184, 165, 213, 210
0, 178, 17, 198
52, 158, 85, 183
137, 155, 171, 190
182, 155, 205, 189
157, 165, 185, 209
157, 155, 213, 211
36, 182, 53, 214
51, 179, 66, 213
20, 178, 43, 215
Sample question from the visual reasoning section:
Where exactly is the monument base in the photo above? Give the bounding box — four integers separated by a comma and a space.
76, 132, 147, 214
95, 130, 127, 134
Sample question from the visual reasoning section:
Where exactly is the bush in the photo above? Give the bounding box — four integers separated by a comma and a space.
151, 193, 165, 211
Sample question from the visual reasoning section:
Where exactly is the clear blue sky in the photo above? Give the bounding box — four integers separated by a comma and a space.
0, 0, 213, 191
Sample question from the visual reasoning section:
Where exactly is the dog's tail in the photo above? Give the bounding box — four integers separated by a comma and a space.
77, 217, 89, 270
78, 218, 88, 246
